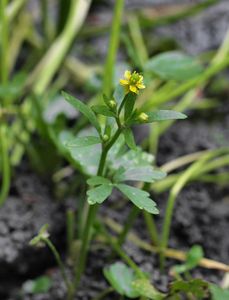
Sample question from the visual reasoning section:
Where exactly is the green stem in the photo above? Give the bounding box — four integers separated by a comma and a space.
117, 205, 140, 246
92, 287, 114, 300
6, 0, 27, 22
128, 14, 148, 68
41, 0, 52, 45
0, 0, 10, 205
43, 238, 73, 298
0, 0, 9, 86
159, 150, 222, 269
0, 125, 10, 205
143, 211, 159, 246
103, 0, 125, 96
67, 209, 75, 258
152, 148, 229, 194
74, 128, 122, 289
160, 150, 208, 173
99, 222, 144, 278
29, 0, 92, 95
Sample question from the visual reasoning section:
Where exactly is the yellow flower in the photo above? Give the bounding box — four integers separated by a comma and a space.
120, 70, 145, 94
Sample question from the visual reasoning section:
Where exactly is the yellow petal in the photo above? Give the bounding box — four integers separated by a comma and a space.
124, 70, 131, 80
129, 85, 138, 94
120, 79, 129, 86
137, 83, 145, 89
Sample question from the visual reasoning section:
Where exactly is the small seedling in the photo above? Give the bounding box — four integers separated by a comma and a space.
30, 71, 186, 299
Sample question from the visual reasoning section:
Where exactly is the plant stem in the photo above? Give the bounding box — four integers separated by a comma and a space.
99, 222, 144, 278
6, 0, 27, 22
0, 0, 9, 86
73, 128, 122, 290
41, 0, 52, 45
104, 216, 229, 272
117, 205, 140, 246
92, 287, 114, 300
0, 125, 10, 205
128, 14, 148, 68
28, 0, 92, 95
43, 238, 73, 299
143, 211, 159, 245
0, 0, 10, 206
67, 209, 75, 258
160, 150, 208, 173
159, 150, 221, 269
152, 148, 229, 194
103, 0, 124, 96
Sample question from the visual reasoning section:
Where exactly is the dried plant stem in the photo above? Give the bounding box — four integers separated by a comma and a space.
104, 217, 229, 273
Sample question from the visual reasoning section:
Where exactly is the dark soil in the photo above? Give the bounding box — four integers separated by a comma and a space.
0, 170, 65, 299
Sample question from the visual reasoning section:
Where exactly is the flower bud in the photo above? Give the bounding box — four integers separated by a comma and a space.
138, 112, 149, 123
102, 134, 109, 142
108, 100, 117, 109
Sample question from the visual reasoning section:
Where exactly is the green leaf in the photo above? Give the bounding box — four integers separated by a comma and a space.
91, 105, 116, 117
60, 129, 101, 176
104, 262, 140, 298
113, 167, 125, 182
210, 284, 229, 300
132, 278, 165, 300
87, 176, 111, 186
87, 184, 113, 204
170, 279, 208, 299
113, 84, 125, 105
102, 94, 111, 106
65, 136, 101, 148
22, 276, 52, 294
62, 91, 101, 133
120, 166, 166, 183
111, 147, 154, 171
145, 51, 203, 81
186, 245, 204, 268
173, 245, 204, 274
146, 110, 187, 122
123, 128, 137, 150
124, 93, 136, 121
116, 184, 159, 214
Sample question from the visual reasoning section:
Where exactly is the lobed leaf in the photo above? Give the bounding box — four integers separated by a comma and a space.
121, 167, 166, 183
116, 184, 159, 214
59, 130, 101, 175
87, 184, 113, 205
